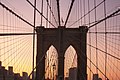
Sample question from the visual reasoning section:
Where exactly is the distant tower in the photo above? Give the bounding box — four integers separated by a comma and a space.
22, 72, 28, 80
14, 73, 21, 80
92, 74, 99, 80
8, 66, 13, 75
69, 67, 77, 80
7, 66, 14, 80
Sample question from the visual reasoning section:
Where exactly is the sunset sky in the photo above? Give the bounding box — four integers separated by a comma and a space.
0, 0, 120, 80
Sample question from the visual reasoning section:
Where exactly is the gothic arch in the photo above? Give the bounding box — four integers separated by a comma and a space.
45, 45, 58, 79
64, 45, 77, 77
46, 45, 58, 55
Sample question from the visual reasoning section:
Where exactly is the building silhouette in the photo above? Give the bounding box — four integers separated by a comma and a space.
0, 61, 31, 80
92, 74, 103, 80
68, 67, 77, 80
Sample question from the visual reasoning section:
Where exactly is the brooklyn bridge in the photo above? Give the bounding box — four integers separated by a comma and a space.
0, 0, 120, 80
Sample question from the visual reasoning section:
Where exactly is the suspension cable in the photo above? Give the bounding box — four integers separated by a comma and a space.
87, 44, 120, 61
0, 1, 34, 27
77, 43, 109, 79
88, 8, 120, 29
26, 0, 56, 28
64, 0, 75, 26
27, 50, 46, 79
45, 0, 58, 26
87, 0, 92, 79
68, 0, 105, 28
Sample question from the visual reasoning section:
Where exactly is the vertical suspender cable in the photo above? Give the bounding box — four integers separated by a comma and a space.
83, 0, 86, 25
49, 0, 51, 28
41, 0, 43, 26
80, 0, 82, 25
32, 0, 36, 80
46, 0, 48, 28
3, 7, 5, 66
94, 0, 98, 74
78, 0, 80, 26
88, 0, 91, 79
48, 0, 51, 78
104, 0, 107, 80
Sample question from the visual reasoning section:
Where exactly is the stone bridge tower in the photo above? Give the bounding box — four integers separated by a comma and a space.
36, 26, 88, 80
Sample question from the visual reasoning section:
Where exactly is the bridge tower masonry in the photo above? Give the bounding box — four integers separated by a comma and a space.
36, 26, 88, 80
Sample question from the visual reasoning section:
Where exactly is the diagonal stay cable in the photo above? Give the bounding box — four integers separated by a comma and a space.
76, 42, 109, 79
45, 0, 58, 26
27, 50, 46, 80
88, 8, 120, 29
0, 36, 29, 58
14, 41, 31, 71
87, 43, 120, 61
2, 36, 30, 61
76, 11, 120, 28
0, 36, 24, 44
68, 0, 105, 28
95, 37, 120, 72
4, 37, 31, 67
26, 0, 56, 28
67, 35, 120, 61
93, 37, 120, 79
64, 0, 75, 26
64, 37, 92, 79
0, 1, 34, 27
28, 48, 58, 80
94, 35, 120, 60
71, 53, 94, 79
66, 38, 104, 79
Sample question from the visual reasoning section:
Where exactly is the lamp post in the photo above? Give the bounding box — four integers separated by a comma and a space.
53, 63, 56, 80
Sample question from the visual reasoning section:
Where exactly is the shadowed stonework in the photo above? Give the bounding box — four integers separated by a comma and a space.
36, 26, 88, 80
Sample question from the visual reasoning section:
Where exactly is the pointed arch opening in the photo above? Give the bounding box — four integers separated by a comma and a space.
64, 45, 77, 79
45, 45, 58, 80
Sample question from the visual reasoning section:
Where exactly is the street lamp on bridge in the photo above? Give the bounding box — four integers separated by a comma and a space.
53, 63, 56, 80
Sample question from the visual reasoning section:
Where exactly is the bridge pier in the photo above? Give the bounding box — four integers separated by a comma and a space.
58, 26, 64, 80
77, 27, 87, 80
36, 27, 45, 80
